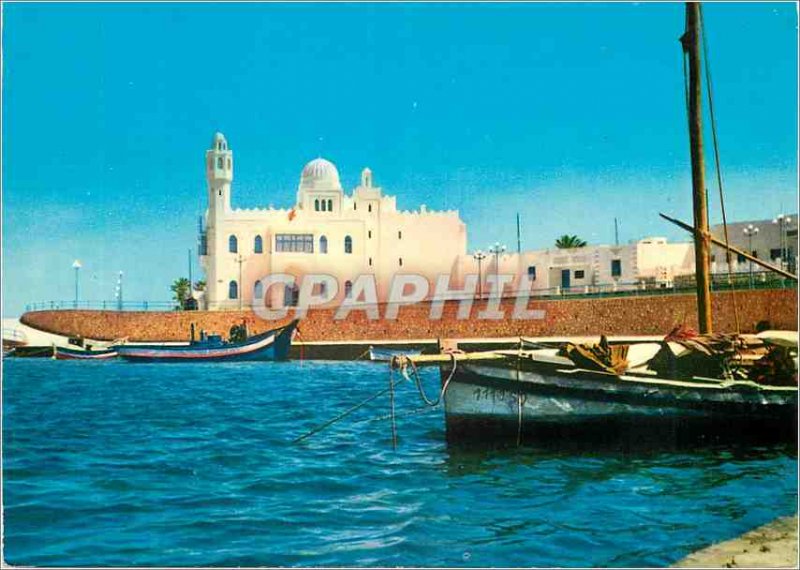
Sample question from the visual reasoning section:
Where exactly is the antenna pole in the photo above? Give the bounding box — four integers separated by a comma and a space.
614, 217, 619, 246
516, 213, 522, 254
681, 2, 713, 334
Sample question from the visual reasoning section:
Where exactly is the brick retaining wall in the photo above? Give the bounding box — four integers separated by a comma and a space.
20, 289, 797, 343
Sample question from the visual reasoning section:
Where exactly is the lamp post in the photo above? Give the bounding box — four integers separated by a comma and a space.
115, 271, 124, 311
772, 214, 792, 271
488, 242, 507, 299
71, 260, 82, 308
472, 250, 487, 299
236, 254, 246, 311
743, 224, 759, 289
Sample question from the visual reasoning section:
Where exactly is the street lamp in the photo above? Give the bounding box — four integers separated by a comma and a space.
236, 254, 246, 311
472, 250, 487, 299
115, 271, 124, 311
488, 242, 507, 298
743, 224, 759, 289
71, 260, 82, 308
772, 214, 792, 271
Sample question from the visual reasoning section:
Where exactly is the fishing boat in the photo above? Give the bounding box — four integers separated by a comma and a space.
115, 319, 298, 362
369, 345, 422, 362
53, 345, 118, 360
391, 3, 798, 444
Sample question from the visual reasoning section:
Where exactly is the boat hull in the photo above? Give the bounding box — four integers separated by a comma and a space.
54, 346, 118, 360
116, 320, 297, 363
369, 347, 422, 362
441, 360, 798, 445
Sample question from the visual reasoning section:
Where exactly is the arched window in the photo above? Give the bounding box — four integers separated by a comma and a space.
344, 280, 353, 298
368, 204, 372, 213
254, 235, 263, 254
368, 230, 372, 239
321, 200, 327, 212
218, 142, 222, 151
319, 235, 328, 254
283, 284, 299, 307
344, 235, 353, 254
398, 230, 402, 239
229, 235, 238, 253
217, 157, 223, 168
253, 280, 263, 302
327, 199, 333, 211
399, 257, 403, 267
228, 280, 238, 299
315, 199, 320, 211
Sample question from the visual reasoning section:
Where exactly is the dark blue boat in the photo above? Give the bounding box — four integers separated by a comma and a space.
116, 320, 298, 363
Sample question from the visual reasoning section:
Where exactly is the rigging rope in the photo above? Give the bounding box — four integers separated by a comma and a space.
699, 4, 741, 334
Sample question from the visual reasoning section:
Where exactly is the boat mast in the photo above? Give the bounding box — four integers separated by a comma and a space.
681, 2, 713, 334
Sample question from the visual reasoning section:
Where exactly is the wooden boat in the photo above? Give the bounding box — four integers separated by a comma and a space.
369, 345, 422, 362
392, 5, 798, 445
115, 320, 297, 362
54, 345, 118, 360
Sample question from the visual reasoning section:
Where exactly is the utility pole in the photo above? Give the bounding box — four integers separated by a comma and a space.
614, 217, 619, 246
681, 2, 713, 334
516, 213, 522, 254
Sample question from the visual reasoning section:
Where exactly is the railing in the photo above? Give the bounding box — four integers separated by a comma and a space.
21, 272, 795, 313
24, 300, 176, 312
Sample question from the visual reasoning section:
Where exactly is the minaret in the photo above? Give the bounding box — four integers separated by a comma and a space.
206, 132, 233, 222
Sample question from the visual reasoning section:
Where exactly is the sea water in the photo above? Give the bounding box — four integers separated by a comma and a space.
2, 359, 797, 567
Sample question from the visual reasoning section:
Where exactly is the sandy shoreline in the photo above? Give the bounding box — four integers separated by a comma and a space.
673, 514, 798, 568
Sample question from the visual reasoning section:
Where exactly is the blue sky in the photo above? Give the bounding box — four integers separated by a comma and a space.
2, 2, 797, 316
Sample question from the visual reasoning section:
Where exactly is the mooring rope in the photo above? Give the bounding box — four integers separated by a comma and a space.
292, 375, 406, 444
400, 353, 459, 408
389, 367, 398, 449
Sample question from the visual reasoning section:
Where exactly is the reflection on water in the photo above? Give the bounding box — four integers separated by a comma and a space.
3, 359, 797, 567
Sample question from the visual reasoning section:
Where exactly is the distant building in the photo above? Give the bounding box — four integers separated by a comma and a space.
710, 216, 798, 275
198, 133, 466, 309
461, 237, 696, 296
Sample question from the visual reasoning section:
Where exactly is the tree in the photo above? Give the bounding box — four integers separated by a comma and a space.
193, 280, 206, 292
555, 235, 587, 249
171, 277, 191, 309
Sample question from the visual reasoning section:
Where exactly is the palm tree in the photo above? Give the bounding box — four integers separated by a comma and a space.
555, 235, 587, 249
170, 277, 191, 309
193, 280, 206, 292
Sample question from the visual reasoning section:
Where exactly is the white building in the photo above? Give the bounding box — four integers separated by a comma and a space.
458, 237, 696, 297
710, 216, 797, 275
198, 133, 704, 310
198, 133, 466, 309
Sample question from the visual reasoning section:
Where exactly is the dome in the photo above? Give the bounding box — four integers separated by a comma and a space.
300, 158, 341, 191
211, 132, 228, 151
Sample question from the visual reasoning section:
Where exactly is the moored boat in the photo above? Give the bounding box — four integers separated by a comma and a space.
54, 345, 118, 360
115, 319, 298, 362
368, 345, 422, 362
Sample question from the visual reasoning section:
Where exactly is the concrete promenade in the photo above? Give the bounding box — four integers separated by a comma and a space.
674, 515, 798, 568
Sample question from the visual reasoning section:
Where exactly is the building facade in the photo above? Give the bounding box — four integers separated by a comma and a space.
710, 216, 798, 275
198, 133, 467, 310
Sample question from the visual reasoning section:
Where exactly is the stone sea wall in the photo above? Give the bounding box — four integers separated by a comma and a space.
20, 289, 797, 343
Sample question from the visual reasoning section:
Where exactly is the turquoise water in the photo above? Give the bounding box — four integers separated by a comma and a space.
3, 359, 797, 567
